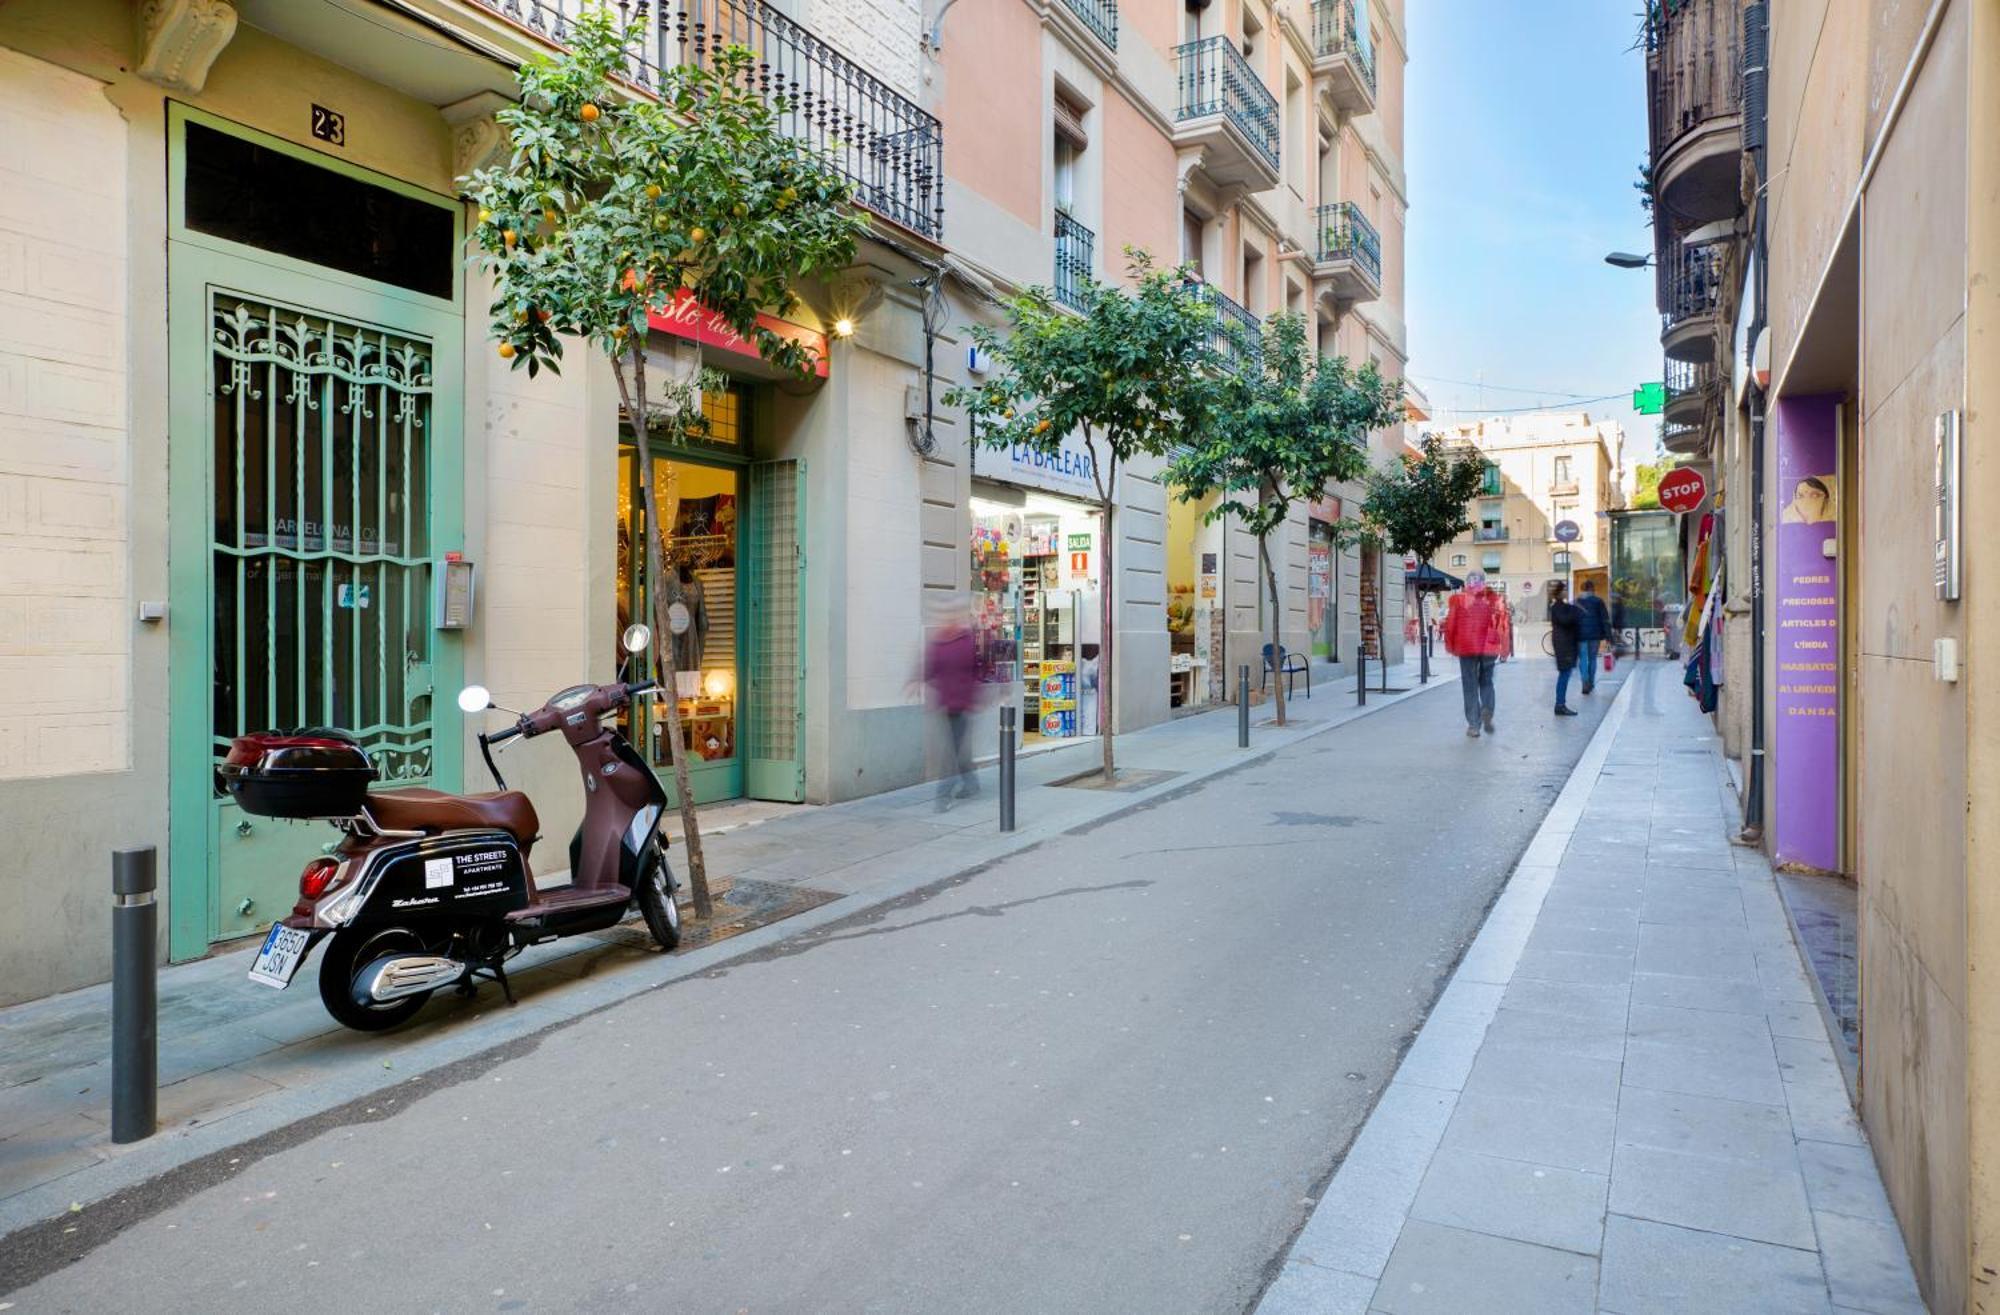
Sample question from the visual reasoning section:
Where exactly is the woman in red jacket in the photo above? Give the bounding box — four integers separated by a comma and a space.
1442, 573, 1513, 738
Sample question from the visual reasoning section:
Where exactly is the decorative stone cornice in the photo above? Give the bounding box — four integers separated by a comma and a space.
442, 92, 515, 184
136, 0, 238, 95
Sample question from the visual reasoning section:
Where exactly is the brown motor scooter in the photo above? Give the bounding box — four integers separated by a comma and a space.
228, 624, 681, 1031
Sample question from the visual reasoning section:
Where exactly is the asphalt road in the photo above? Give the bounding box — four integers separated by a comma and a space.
9, 659, 1622, 1314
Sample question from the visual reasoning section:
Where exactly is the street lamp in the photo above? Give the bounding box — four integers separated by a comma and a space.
1604, 252, 1653, 269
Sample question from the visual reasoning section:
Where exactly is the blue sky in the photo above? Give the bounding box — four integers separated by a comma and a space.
1403, 0, 1662, 464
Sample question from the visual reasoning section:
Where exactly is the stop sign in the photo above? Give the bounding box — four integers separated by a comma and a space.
1658, 467, 1707, 514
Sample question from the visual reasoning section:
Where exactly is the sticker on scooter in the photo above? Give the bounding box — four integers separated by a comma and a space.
424, 857, 454, 889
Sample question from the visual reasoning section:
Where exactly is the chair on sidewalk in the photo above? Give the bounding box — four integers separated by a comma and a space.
1261, 643, 1310, 699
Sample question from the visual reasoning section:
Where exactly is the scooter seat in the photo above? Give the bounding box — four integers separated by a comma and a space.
368, 788, 540, 844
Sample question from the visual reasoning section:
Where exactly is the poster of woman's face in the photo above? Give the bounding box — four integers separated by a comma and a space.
1781, 474, 1836, 524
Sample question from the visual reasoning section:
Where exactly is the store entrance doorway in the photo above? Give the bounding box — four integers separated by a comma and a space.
970, 484, 1102, 746
615, 386, 807, 804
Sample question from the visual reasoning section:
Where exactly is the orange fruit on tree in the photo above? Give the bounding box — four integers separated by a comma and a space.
646, 184, 663, 200
477, 207, 492, 224
501, 228, 517, 248
580, 102, 601, 123
689, 227, 707, 244
1034, 418, 1051, 434
497, 342, 516, 359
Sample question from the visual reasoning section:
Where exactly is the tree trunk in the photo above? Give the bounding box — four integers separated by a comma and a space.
1098, 495, 1116, 782
622, 344, 714, 921
1261, 533, 1286, 726
1417, 560, 1431, 684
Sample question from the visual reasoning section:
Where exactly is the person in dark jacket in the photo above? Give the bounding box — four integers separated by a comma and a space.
1575, 578, 1612, 693
1547, 583, 1582, 717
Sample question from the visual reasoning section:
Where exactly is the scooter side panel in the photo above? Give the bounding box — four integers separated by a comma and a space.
356, 832, 531, 921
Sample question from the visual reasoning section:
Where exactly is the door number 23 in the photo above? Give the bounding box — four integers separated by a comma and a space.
311, 105, 346, 147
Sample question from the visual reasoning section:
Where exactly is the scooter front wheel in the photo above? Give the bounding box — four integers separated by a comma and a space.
318, 926, 436, 1032
637, 855, 682, 952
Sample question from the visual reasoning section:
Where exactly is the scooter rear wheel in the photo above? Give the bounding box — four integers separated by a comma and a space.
637, 855, 682, 952
318, 926, 436, 1031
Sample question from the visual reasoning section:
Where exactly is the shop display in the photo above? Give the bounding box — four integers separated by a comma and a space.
1039, 660, 1077, 737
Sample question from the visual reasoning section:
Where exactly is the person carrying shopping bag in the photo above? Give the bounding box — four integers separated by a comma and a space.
1442, 573, 1512, 738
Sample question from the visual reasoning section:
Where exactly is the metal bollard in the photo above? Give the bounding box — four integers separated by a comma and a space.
112, 847, 157, 1144
1357, 641, 1367, 706
1237, 664, 1251, 748
998, 705, 1017, 833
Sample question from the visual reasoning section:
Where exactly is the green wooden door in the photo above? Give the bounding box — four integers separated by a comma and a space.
745, 459, 806, 802
165, 114, 464, 959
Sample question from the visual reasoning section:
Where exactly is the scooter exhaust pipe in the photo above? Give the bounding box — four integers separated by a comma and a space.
354, 954, 466, 1004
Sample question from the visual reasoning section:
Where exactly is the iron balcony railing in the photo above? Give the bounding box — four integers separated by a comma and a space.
1054, 210, 1094, 311
460, 0, 944, 241
1188, 280, 1261, 365
1315, 202, 1382, 284
1648, 0, 1741, 161
1175, 37, 1281, 173
1661, 240, 1725, 334
1475, 527, 1510, 543
1664, 357, 1719, 410
1058, 0, 1118, 50
1311, 0, 1376, 91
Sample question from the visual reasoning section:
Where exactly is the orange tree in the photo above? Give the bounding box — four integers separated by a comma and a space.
463, 6, 863, 916
947, 255, 1222, 781
1169, 313, 1402, 725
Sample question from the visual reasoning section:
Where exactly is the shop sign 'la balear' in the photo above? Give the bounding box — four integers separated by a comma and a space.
987, 436, 1097, 498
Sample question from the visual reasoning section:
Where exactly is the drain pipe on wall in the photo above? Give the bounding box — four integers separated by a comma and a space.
1740, 2, 1770, 843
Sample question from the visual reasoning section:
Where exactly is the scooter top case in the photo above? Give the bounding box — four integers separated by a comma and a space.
342, 831, 532, 926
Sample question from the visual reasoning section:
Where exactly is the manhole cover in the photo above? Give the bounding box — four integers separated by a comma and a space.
591, 876, 840, 954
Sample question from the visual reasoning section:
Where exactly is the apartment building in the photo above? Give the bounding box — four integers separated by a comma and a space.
0, 0, 961, 1004
1428, 412, 1625, 614
1639, 0, 2000, 1307
927, 0, 1412, 713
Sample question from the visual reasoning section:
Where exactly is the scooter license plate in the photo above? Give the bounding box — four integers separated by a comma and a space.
247, 924, 311, 990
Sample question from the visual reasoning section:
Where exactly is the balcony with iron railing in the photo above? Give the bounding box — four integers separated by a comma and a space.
1663, 357, 1718, 434
1311, 0, 1376, 113
1188, 280, 1262, 367
1646, 0, 1744, 224
1054, 0, 1118, 52
1312, 201, 1382, 303
1054, 210, 1095, 312
1174, 36, 1282, 191
1474, 527, 1510, 543
458, 0, 944, 241
1660, 239, 1725, 362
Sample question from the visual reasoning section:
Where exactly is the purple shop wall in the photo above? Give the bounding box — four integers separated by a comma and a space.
1773, 395, 1841, 873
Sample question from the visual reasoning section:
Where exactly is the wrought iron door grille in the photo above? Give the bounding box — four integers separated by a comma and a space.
208, 294, 438, 785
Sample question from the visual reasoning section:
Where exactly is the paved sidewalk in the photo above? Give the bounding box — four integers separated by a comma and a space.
0, 659, 1440, 1235
1258, 662, 1929, 1315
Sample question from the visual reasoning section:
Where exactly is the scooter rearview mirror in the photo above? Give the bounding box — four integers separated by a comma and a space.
622, 623, 652, 655
457, 684, 493, 713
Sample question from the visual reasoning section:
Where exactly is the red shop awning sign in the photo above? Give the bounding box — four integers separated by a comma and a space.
646, 290, 829, 378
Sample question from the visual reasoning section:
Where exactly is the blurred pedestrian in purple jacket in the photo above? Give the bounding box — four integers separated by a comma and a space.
924, 599, 982, 810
